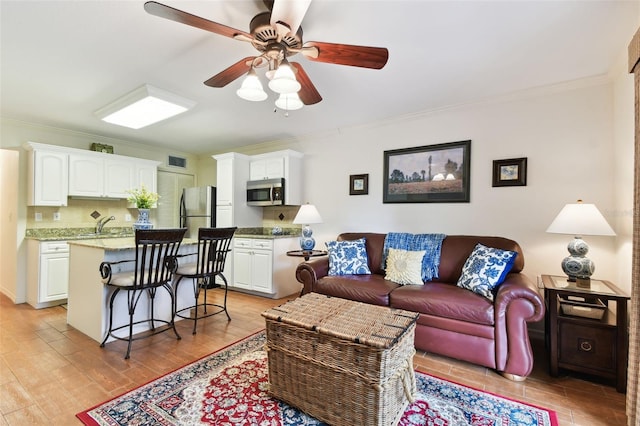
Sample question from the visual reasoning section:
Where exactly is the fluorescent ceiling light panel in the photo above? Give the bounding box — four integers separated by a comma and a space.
95, 84, 195, 129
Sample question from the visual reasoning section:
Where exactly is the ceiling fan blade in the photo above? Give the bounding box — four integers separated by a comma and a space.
270, 0, 312, 35
291, 62, 321, 105
302, 41, 389, 69
144, 1, 252, 41
204, 57, 256, 88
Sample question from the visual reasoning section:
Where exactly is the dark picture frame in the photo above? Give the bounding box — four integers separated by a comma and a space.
349, 174, 369, 195
383, 140, 471, 203
492, 157, 527, 187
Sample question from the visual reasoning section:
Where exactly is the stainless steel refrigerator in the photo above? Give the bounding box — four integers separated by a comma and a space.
180, 186, 216, 239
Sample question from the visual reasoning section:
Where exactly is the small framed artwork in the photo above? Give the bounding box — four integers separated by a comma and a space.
349, 174, 369, 195
492, 157, 527, 187
383, 140, 471, 203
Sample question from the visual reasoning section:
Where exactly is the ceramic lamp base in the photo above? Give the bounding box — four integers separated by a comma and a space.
299, 225, 315, 250
561, 236, 594, 281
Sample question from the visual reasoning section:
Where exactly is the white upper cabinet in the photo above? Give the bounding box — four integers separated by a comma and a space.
68, 154, 136, 198
25, 145, 69, 206
249, 157, 285, 180
249, 150, 303, 205
25, 142, 160, 203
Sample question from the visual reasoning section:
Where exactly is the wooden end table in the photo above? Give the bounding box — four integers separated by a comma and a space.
542, 274, 630, 392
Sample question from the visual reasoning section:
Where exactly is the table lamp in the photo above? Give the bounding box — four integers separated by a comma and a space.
293, 203, 323, 251
546, 199, 615, 283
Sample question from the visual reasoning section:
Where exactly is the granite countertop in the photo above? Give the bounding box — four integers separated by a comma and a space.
68, 237, 198, 250
25, 227, 135, 241
26, 226, 300, 242
235, 227, 300, 239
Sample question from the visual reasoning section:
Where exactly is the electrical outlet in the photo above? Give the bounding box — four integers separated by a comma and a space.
53, 212, 61, 221
35, 212, 42, 222
125, 214, 132, 222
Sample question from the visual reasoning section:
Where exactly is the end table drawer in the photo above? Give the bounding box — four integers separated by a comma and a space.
559, 322, 615, 372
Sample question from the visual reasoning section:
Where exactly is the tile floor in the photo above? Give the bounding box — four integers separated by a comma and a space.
0, 291, 628, 425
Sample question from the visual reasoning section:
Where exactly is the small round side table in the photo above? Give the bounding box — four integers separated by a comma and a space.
286, 250, 328, 261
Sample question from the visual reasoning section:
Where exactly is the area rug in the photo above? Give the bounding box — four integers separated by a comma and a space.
77, 330, 558, 425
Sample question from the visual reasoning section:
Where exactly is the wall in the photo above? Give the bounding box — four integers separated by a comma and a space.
207, 77, 629, 292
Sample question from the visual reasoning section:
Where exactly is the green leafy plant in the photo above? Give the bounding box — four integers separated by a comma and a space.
126, 185, 159, 209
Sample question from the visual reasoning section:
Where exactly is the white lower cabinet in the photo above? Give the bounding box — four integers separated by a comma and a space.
231, 237, 300, 298
27, 240, 69, 308
233, 238, 273, 293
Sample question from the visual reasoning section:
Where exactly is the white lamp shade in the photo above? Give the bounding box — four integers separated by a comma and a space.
546, 201, 615, 236
268, 61, 301, 94
275, 93, 303, 111
293, 204, 322, 225
237, 69, 268, 102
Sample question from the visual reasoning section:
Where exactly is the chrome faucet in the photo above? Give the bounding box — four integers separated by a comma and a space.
96, 216, 115, 234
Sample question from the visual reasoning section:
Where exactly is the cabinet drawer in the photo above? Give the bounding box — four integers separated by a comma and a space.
251, 239, 273, 250
234, 238, 273, 250
234, 238, 253, 248
559, 321, 616, 372
41, 241, 69, 253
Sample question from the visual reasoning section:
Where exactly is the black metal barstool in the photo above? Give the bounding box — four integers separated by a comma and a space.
99, 228, 187, 359
174, 227, 237, 334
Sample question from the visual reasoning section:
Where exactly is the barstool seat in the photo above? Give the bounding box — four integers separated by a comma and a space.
99, 228, 187, 359
174, 227, 237, 334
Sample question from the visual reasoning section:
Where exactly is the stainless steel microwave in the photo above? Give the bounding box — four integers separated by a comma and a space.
246, 178, 285, 206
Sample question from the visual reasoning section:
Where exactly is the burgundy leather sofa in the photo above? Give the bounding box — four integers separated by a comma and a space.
296, 232, 545, 380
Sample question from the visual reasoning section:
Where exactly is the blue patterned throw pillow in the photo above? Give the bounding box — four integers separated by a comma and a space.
456, 243, 518, 301
326, 238, 372, 276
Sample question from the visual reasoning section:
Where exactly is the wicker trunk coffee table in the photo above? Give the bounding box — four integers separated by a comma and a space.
261, 293, 419, 426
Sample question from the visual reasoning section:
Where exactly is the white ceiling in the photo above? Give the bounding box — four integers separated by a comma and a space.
1, 1, 638, 155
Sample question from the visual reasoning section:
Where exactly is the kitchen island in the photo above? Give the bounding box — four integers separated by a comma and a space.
67, 237, 198, 343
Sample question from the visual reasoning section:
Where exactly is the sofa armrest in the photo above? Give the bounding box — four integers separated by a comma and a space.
493, 273, 545, 377
296, 257, 330, 295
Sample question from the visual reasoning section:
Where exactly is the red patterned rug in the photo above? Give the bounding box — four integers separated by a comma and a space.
77, 330, 558, 425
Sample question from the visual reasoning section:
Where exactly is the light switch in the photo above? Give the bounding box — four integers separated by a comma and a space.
125, 214, 132, 222
35, 212, 42, 222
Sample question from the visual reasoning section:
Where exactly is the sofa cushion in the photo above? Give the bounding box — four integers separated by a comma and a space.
315, 275, 400, 306
456, 243, 517, 301
382, 233, 446, 281
325, 238, 371, 276
390, 282, 495, 326
384, 248, 425, 285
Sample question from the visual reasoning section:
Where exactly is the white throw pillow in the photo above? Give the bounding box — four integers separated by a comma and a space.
384, 248, 426, 285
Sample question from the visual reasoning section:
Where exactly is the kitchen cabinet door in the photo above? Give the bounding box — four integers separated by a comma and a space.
104, 159, 135, 198
68, 155, 104, 197
249, 157, 284, 180
28, 150, 68, 206
251, 249, 273, 292
27, 240, 69, 309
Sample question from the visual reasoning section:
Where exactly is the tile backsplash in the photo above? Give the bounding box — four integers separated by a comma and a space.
27, 201, 302, 230
26, 198, 148, 229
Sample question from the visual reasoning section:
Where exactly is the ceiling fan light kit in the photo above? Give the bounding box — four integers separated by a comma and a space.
144, 0, 389, 113
275, 93, 303, 111
236, 68, 268, 102
267, 59, 301, 94
95, 84, 195, 129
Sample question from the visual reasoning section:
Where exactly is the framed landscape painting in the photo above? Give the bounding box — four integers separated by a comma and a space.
383, 140, 471, 203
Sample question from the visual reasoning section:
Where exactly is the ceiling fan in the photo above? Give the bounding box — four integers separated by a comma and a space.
143, 0, 389, 110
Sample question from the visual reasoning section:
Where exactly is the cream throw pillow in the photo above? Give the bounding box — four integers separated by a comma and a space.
384, 248, 426, 285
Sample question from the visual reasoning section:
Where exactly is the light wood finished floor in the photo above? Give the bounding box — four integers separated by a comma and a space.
0, 291, 627, 425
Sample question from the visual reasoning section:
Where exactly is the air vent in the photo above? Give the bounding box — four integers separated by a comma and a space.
168, 155, 187, 168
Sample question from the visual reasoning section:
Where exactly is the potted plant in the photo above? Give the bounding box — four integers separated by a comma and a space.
126, 185, 159, 230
